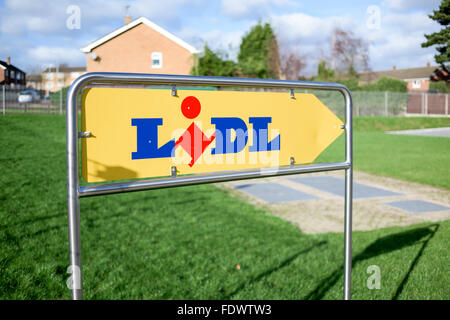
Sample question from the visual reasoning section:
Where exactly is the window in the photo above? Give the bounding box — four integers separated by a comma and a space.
412, 80, 421, 89
45, 81, 53, 89
57, 80, 64, 87
45, 73, 54, 80
151, 52, 163, 69
57, 72, 64, 79
70, 72, 80, 79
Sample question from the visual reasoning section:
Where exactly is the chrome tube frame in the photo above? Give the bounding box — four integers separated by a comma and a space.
66, 72, 353, 300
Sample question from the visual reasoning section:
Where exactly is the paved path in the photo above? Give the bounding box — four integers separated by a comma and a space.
388, 127, 450, 138
221, 171, 450, 234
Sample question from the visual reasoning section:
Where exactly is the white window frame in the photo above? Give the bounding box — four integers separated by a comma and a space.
45, 73, 54, 80
45, 81, 53, 89
412, 80, 421, 89
151, 52, 163, 69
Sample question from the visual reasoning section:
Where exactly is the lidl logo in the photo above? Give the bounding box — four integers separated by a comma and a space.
81, 88, 343, 182
132, 96, 280, 167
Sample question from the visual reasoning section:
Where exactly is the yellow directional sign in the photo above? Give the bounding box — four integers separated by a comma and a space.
81, 88, 343, 183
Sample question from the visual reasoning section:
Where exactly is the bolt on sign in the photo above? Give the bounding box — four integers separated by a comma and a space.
81, 88, 344, 182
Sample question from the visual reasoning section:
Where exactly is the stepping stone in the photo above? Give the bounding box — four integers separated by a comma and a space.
234, 182, 317, 203
288, 176, 402, 199
385, 200, 450, 213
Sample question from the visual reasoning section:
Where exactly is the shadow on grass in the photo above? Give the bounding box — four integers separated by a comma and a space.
303, 224, 439, 300
224, 240, 327, 299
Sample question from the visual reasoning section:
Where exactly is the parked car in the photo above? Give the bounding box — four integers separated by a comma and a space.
41, 95, 51, 103
18, 90, 41, 103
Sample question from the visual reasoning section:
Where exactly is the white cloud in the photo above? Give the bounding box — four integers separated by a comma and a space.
271, 13, 354, 42
383, 12, 435, 31
176, 24, 252, 61
1, 0, 209, 36
383, 0, 441, 11
267, 9, 441, 75
268, 12, 356, 75
221, 0, 300, 20
27, 46, 84, 67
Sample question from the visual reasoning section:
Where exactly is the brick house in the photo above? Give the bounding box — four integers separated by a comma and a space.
26, 74, 43, 90
81, 16, 199, 75
0, 57, 26, 87
41, 66, 86, 93
360, 63, 439, 92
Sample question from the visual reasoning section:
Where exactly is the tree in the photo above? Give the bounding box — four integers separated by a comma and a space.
191, 45, 238, 77
238, 22, 281, 79
313, 60, 335, 81
363, 77, 407, 92
422, 0, 450, 64
429, 81, 450, 93
279, 41, 307, 80
330, 27, 369, 78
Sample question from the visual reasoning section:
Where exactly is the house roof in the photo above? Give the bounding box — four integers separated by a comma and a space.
360, 65, 440, 82
0, 60, 26, 73
26, 74, 42, 82
81, 17, 199, 54
42, 66, 86, 73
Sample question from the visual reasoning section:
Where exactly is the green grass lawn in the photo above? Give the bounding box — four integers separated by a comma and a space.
316, 117, 450, 188
351, 116, 450, 133
0, 114, 449, 300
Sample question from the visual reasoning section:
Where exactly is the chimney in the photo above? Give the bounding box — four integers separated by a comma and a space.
426, 61, 430, 67
125, 15, 131, 24
7, 56, 10, 65
392, 65, 396, 70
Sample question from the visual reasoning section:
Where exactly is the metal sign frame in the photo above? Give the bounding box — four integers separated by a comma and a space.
66, 72, 353, 300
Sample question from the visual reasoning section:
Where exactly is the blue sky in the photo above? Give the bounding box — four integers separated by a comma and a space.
0, 0, 443, 75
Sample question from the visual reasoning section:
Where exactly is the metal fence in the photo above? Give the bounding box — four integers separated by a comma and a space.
305, 90, 449, 117
1, 84, 62, 115
2, 84, 449, 117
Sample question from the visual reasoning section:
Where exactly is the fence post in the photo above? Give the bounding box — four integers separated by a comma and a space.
421, 93, 424, 115
384, 91, 388, 116
2, 85, 5, 115
425, 93, 428, 115
446, 94, 448, 116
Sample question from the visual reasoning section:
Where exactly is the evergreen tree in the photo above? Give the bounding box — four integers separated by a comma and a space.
422, 0, 450, 64
191, 45, 238, 77
238, 23, 281, 79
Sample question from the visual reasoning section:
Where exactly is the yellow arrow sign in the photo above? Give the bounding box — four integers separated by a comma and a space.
81, 88, 343, 183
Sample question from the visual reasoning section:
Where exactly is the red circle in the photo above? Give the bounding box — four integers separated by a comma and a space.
181, 96, 201, 119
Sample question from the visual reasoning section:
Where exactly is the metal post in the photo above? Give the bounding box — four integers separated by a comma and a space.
421, 93, 424, 115
445, 94, 448, 116
58, 65, 62, 115
2, 85, 5, 115
384, 91, 388, 116
343, 87, 353, 300
67, 80, 82, 300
